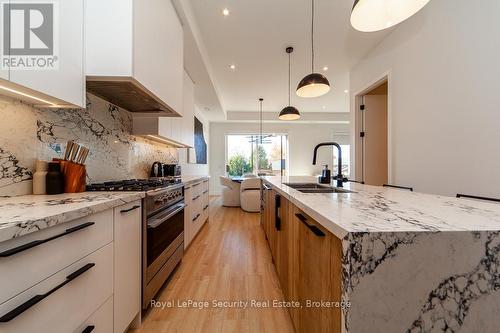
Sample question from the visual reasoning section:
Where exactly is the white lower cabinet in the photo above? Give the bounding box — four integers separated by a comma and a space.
113, 201, 142, 333
75, 296, 114, 333
0, 200, 143, 333
184, 179, 210, 249
0, 243, 113, 333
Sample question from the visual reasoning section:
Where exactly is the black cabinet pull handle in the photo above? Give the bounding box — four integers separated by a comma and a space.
193, 195, 200, 200
120, 205, 140, 213
0, 263, 95, 322
275, 195, 281, 231
202, 190, 208, 194
82, 325, 95, 333
0, 222, 95, 258
192, 214, 201, 222
456, 194, 500, 203
203, 205, 209, 211
383, 184, 413, 192
295, 213, 325, 237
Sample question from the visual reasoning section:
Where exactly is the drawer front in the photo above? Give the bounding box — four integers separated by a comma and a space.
74, 296, 113, 333
0, 243, 113, 333
0, 209, 113, 303
191, 181, 203, 198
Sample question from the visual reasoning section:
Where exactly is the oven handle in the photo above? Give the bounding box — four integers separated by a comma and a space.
147, 203, 185, 229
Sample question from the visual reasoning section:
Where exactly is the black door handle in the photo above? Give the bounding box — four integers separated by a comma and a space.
192, 214, 201, 222
295, 213, 325, 237
82, 325, 95, 333
0, 222, 95, 258
120, 205, 140, 213
203, 205, 209, 211
0, 263, 95, 322
193, 195, 201, 200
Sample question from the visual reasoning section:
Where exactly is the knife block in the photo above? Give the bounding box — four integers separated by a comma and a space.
59, 160, 86, 193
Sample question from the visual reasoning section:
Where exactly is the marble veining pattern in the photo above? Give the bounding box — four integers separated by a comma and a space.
0, 191, 145, 243
408, 231, 500, 332
0, 147, 32, 190
0, 94, 178, 196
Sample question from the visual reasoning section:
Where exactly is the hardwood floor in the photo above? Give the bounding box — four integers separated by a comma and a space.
130, 196, 295, 333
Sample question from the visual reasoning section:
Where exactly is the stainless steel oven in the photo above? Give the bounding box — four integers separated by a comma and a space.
142, 184, 184, 309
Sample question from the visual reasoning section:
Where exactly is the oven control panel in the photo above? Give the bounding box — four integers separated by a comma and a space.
147, 185, 184, 217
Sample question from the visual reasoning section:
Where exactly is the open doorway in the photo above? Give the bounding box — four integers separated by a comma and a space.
355, 80, 388, 186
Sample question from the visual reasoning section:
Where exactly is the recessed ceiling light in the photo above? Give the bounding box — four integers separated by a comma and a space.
222, 8, 229, 16
229, 64, 236, 70
323, 66, 328, 71
344, 89, 349, 94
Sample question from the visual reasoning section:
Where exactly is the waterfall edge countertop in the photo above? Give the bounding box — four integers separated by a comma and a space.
262, 176, 500, 332
0, 192, 145, 243
262, 176, 500, 238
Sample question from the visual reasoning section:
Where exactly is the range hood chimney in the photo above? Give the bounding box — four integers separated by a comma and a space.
86, 77, 180, 115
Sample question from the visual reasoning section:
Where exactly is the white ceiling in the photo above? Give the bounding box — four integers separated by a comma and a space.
186, 0, 392, 119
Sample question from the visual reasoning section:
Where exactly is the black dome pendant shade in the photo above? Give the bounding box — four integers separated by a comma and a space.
296, 0, 330, 98
279, 47, 301, 121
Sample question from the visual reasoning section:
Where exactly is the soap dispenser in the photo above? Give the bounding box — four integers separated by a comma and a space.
319, 165, 331, 184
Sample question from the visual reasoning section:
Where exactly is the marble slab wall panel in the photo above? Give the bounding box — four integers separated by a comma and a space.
342, 231, 500, 332
0, 94, 178, 196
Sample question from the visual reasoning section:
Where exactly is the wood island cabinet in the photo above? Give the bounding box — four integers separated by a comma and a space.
260, 183, 342, 333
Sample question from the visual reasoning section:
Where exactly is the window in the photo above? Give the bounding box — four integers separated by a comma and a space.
226, 134, 288, 177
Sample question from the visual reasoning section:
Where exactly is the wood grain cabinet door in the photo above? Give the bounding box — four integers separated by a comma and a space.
291, 206, 342, 333
276, 194, 293, 301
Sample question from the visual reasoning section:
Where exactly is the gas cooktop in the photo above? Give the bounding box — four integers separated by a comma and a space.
86, 178, 182, 192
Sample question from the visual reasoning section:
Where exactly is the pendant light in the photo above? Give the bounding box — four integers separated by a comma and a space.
296, 0, 330, 98
351, 0, 431, 32
279, 47, 301, 121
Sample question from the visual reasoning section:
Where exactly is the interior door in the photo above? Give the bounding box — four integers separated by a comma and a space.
362, 86, 388, 186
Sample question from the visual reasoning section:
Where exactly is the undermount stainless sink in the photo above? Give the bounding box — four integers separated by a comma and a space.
283, 183, 355, 194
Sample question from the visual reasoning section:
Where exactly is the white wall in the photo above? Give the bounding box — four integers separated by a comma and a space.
350, 0, 500, 198
209, 122, 349, 195
179, 106, 210, 176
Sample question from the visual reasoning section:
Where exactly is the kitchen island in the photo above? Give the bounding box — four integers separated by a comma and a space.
261, 176, 500, 333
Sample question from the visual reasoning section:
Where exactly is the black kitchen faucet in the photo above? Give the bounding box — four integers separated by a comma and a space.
312, 142, 344, 187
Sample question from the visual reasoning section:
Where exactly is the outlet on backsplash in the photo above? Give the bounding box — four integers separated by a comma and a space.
0, 94, 178, 196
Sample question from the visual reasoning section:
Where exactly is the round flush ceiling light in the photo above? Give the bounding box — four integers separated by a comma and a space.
351, 0, 431, 32
222, 8, 230, 16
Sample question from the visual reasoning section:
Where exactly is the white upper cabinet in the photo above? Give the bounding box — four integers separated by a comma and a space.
85, 0, 184, 115
182, 71, 195, 147
2, 0, 85, 107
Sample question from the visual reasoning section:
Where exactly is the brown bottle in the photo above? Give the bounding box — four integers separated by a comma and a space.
46, 162, 65, 195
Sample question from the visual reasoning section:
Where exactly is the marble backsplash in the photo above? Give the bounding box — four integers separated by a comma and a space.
0, 94, 178, 196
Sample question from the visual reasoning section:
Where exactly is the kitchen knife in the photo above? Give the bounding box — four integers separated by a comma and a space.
77, 146, 87, 164
70, 143, 80, 162
81, 148, 90, 165
64, 141, 74, 161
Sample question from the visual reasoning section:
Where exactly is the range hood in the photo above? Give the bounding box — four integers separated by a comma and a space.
86, 76, 180, 115
132, 116, 190, 148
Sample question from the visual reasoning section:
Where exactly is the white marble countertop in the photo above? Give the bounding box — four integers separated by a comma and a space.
262, 176, 500, 239
0, 192, 145, 243
181, 175, 209, 187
